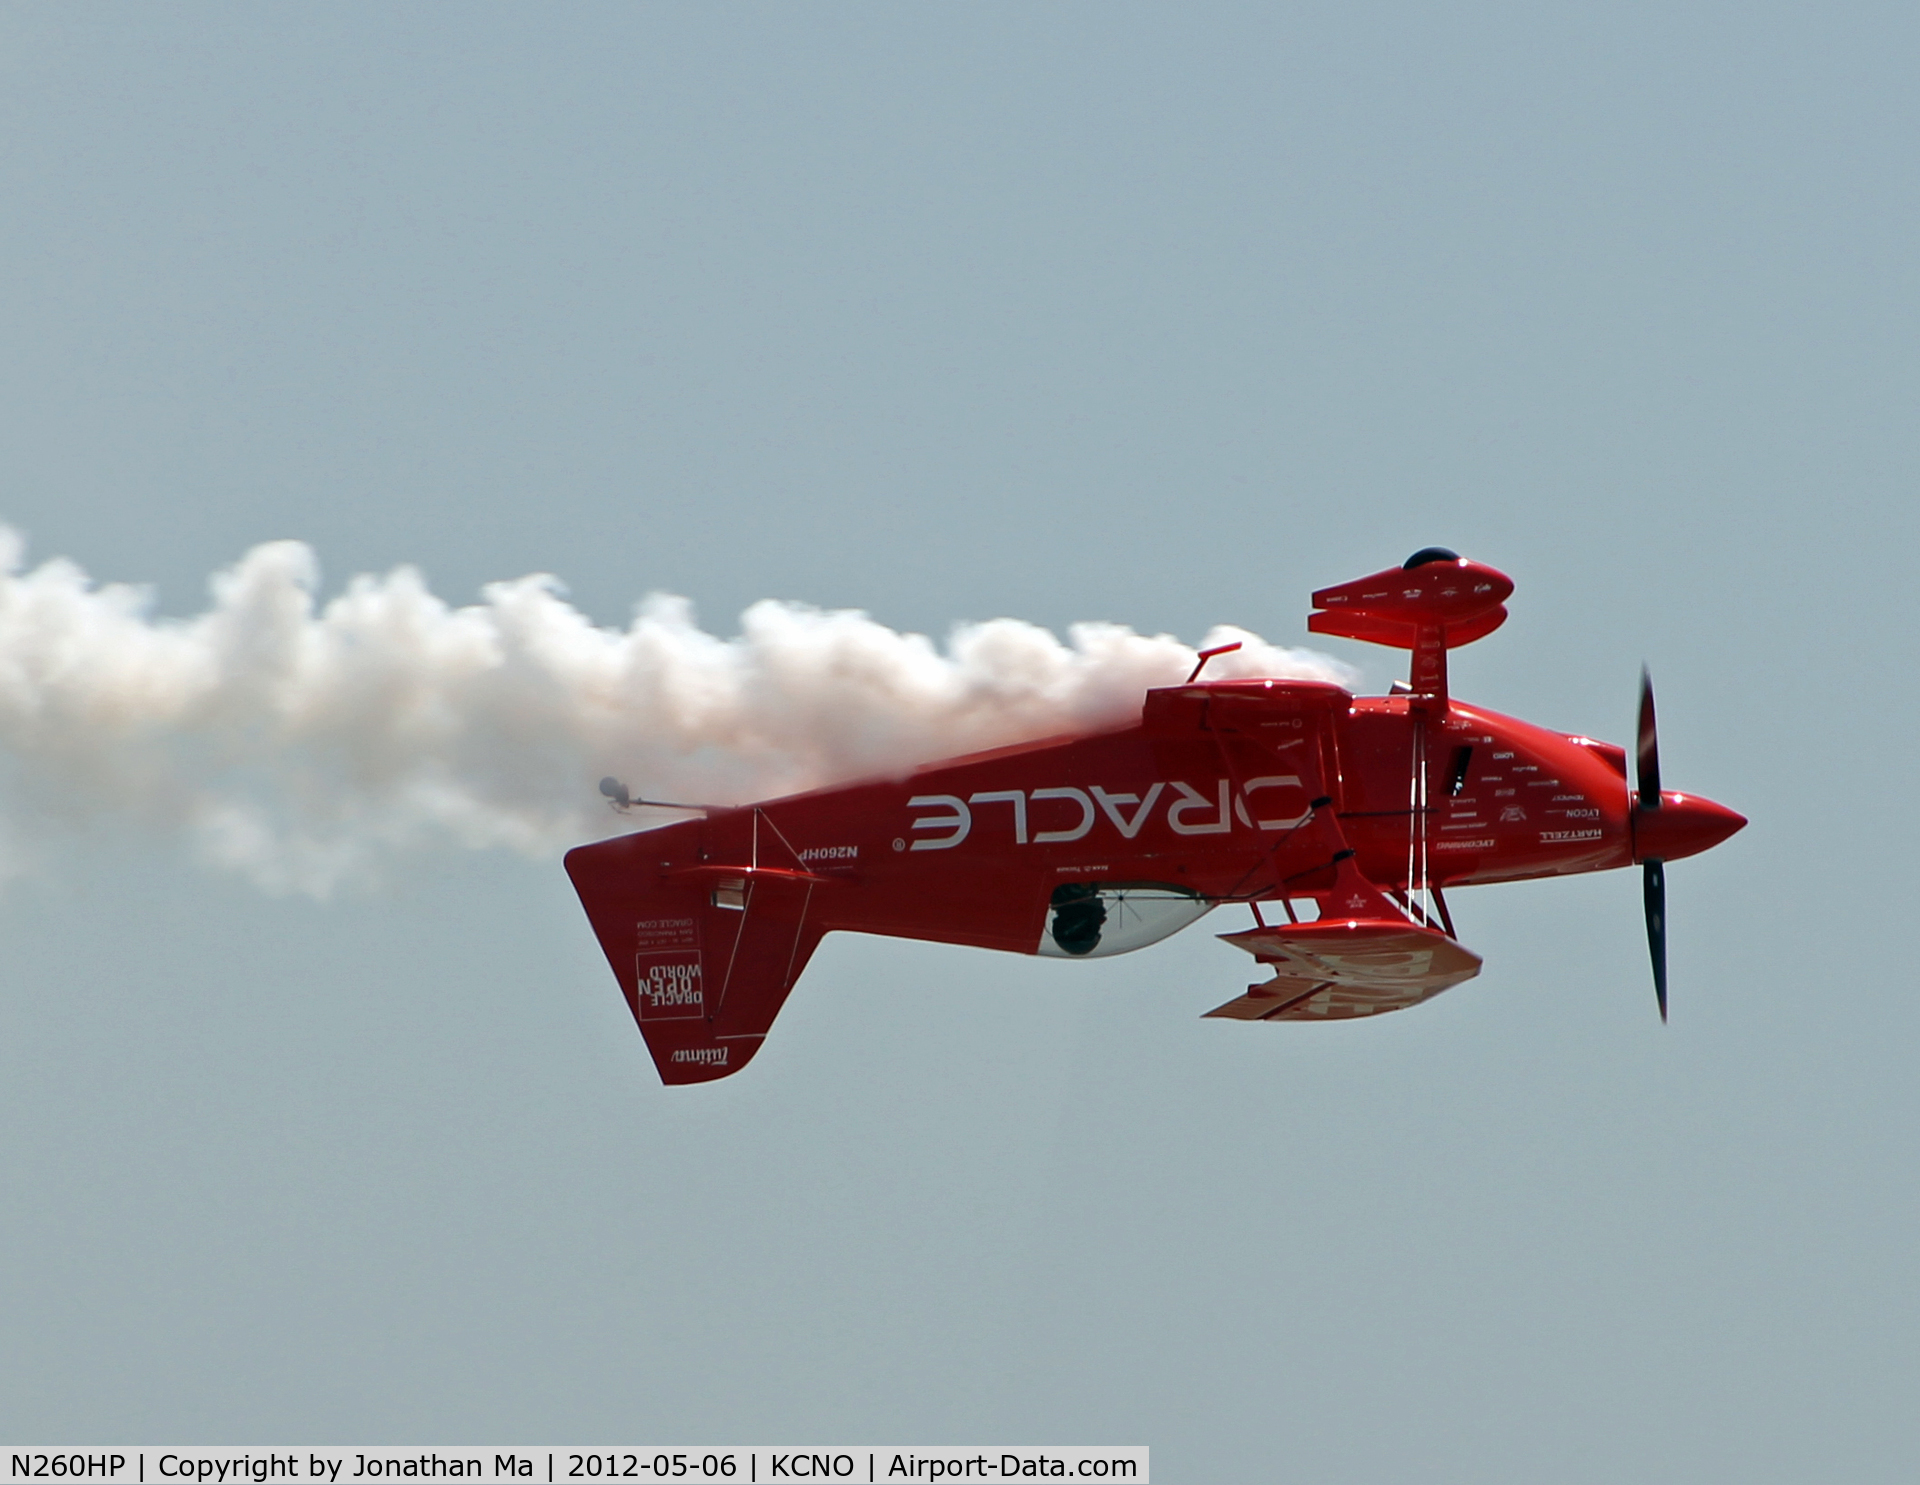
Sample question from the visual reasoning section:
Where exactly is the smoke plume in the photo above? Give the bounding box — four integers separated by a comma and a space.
0, 528, 1355, 894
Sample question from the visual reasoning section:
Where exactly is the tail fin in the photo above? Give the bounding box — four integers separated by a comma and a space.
565, 815, 826, 1085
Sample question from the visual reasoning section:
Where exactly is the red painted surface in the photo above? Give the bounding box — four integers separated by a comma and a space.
565, 554, 1746, 1083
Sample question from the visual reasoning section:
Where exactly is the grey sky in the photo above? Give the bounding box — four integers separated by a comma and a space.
1, 4, 1914, 1479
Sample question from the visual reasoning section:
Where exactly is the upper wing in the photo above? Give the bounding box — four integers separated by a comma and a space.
1204, 854, 1482, 1022
1206, 920, 1483, 1020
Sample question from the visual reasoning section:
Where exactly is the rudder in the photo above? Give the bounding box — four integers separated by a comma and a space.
565, 817, 827, 1085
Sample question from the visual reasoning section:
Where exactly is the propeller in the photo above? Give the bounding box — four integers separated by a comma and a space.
1636, 667, 1667, 1022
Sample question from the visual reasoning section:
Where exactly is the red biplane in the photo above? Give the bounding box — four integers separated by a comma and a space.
565, 551, 1745, 1085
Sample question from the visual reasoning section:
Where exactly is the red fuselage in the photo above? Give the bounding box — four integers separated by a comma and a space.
591, 683, 1737, 958
565, 555, 1746, 1083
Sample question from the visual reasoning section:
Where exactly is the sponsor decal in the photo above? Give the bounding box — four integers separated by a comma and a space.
636, 917, 698, 950
671, 1047, 729, 1066
906, 795, 971, 850
1540, 828, 1604, 842
909, 777, 1313, 850
636, 917, 703, 1021
639, 960, 702, 1010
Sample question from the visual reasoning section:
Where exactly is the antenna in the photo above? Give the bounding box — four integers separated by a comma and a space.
598, 777, 711, 815
1186, 641, 1243, 684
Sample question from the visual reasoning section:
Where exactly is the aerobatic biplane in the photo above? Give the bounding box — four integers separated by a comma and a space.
565, 550, 1745, 1084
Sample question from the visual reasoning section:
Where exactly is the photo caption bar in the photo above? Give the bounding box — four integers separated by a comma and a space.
5, 1450, 1147, 1484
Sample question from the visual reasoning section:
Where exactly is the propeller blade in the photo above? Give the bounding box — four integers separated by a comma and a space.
1644, 858, 1667, 1022
1636, 666, 1661, 808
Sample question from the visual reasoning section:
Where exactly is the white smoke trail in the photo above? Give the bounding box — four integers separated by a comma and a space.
0, 528, 1356, 894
